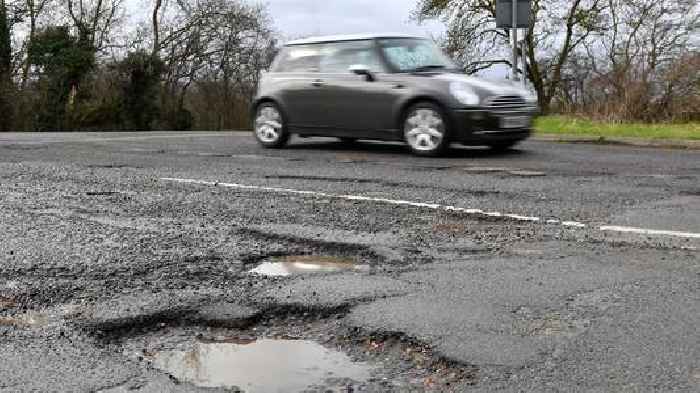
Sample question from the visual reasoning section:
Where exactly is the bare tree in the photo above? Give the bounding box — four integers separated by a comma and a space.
154, 0, 276, 129
578, 0, 699, 119
151, 0, 162, 56
416, 0, 609, 113
64, 0, 122, 51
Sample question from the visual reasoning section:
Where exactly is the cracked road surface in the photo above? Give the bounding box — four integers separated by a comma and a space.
1, 132, 699, 392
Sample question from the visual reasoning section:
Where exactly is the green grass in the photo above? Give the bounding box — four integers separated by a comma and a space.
534, 116, 700, 141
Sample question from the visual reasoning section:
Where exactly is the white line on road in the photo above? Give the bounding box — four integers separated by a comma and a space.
599, 225, 700, 239
161, 177, 700, 240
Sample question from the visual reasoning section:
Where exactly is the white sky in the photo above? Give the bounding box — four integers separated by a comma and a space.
125, 0, 444, 39
264, 0, 444, 39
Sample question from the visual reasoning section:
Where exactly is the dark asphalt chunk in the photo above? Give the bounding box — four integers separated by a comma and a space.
77, 290, 222, 332
258, 274, 415, 309
192, 302, 260, 328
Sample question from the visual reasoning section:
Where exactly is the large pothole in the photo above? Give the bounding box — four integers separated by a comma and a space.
114, 313, 477, 392
149, 337, 372, 392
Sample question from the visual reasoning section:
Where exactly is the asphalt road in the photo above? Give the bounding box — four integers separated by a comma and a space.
1, 132, 698, 392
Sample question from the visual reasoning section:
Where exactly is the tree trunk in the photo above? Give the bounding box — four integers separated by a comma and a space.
152, 0, 163, 57
0, 0, 13, 131
21, 15, 36, 88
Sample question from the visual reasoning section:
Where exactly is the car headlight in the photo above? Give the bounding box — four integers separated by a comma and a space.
449, 83, 480, 106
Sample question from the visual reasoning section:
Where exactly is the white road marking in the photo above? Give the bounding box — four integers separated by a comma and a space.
599, 226, 700, 239
161, 177, 700, 240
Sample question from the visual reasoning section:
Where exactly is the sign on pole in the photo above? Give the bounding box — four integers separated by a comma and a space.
496, 0, 531, 29
496, 0, 531, 82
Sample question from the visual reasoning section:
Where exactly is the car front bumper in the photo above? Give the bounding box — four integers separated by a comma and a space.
449, 107, 536, 145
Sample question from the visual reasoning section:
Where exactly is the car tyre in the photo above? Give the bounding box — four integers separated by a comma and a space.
254, 102, 289, 149
403, 102, 450, 157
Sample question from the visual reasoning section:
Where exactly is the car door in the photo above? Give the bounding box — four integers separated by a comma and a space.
316, 40, 402, 138
272, 44, 324, 130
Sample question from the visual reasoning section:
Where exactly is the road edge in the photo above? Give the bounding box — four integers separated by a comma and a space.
534, 134, 700, 150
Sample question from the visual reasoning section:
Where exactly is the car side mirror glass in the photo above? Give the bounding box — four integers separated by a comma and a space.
349, 64, 375, 82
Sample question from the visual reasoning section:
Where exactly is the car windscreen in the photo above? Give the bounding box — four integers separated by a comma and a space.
378, 38, 458, 73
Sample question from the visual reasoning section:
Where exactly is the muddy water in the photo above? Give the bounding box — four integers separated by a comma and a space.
0, 311, 49, 328
249, 255, 370, 277
151, 338, 371, 392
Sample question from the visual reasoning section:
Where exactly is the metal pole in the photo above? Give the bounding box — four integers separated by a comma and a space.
512, 0, 519, 81
521, 38, 527, 87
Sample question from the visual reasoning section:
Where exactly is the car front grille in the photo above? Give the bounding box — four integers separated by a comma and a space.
485, 95, 527, 110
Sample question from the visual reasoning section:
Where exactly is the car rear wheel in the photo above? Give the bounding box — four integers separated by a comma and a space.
254, 103, 289, 149
403, 103, 450, 157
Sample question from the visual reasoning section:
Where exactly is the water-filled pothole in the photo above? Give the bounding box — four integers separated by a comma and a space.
150, 338, 371, 392
0, 311, 49, 328
249, 255, 370, 277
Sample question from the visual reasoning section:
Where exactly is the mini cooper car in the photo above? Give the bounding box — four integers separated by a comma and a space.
252, 33, 538, 156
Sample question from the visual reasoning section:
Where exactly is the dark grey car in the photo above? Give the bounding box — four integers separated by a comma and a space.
252, 33, 538, 156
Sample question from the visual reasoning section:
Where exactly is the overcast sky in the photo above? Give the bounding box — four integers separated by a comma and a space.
265, 0, 444, 39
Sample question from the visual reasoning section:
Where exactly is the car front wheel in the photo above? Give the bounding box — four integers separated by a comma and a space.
403, 103, 450, 157
254, 103, 289, 149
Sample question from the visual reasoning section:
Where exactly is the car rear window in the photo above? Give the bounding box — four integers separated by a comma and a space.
318, 40, 384, 73
271, 45, 321, 73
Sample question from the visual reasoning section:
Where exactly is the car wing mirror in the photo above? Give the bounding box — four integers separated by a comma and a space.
349, 64, 375, 82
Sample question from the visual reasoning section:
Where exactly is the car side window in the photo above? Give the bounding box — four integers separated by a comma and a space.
273, 45, 321, 73
319, 41, 385, 73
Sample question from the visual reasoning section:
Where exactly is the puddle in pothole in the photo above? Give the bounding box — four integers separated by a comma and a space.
249, 255, 370, 277
0, 311, 50, 328
150, 338, 371, 392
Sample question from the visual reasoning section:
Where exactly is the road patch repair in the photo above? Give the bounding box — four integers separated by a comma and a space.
162, 177, 700, 239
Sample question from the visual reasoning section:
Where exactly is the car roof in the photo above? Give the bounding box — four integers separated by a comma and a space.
285, 33, 424, 46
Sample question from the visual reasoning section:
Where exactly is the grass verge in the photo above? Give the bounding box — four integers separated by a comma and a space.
534, 116, 700, 141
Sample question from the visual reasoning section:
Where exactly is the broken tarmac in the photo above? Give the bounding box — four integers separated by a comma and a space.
1, 132, 698, 392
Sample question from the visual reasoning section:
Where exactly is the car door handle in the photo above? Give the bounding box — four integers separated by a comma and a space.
311, 79, 325, 87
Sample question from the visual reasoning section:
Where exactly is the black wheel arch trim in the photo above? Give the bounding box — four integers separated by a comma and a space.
251, 97, 290, 129
394, 96, 453, 135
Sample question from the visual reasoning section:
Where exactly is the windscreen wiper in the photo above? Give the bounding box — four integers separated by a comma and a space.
411, 65, 448, 73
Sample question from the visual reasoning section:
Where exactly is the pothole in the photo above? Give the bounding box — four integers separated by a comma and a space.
0, 295, 17, 310
507, 170, 546, 177
249, 255, 370, 277
0, 311, 50, 328
117, 313, 478, 391
148, 337, 371, 392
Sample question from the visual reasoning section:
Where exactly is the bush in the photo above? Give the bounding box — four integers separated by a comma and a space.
115, 51, 164, 130
28, 26, 96, 131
